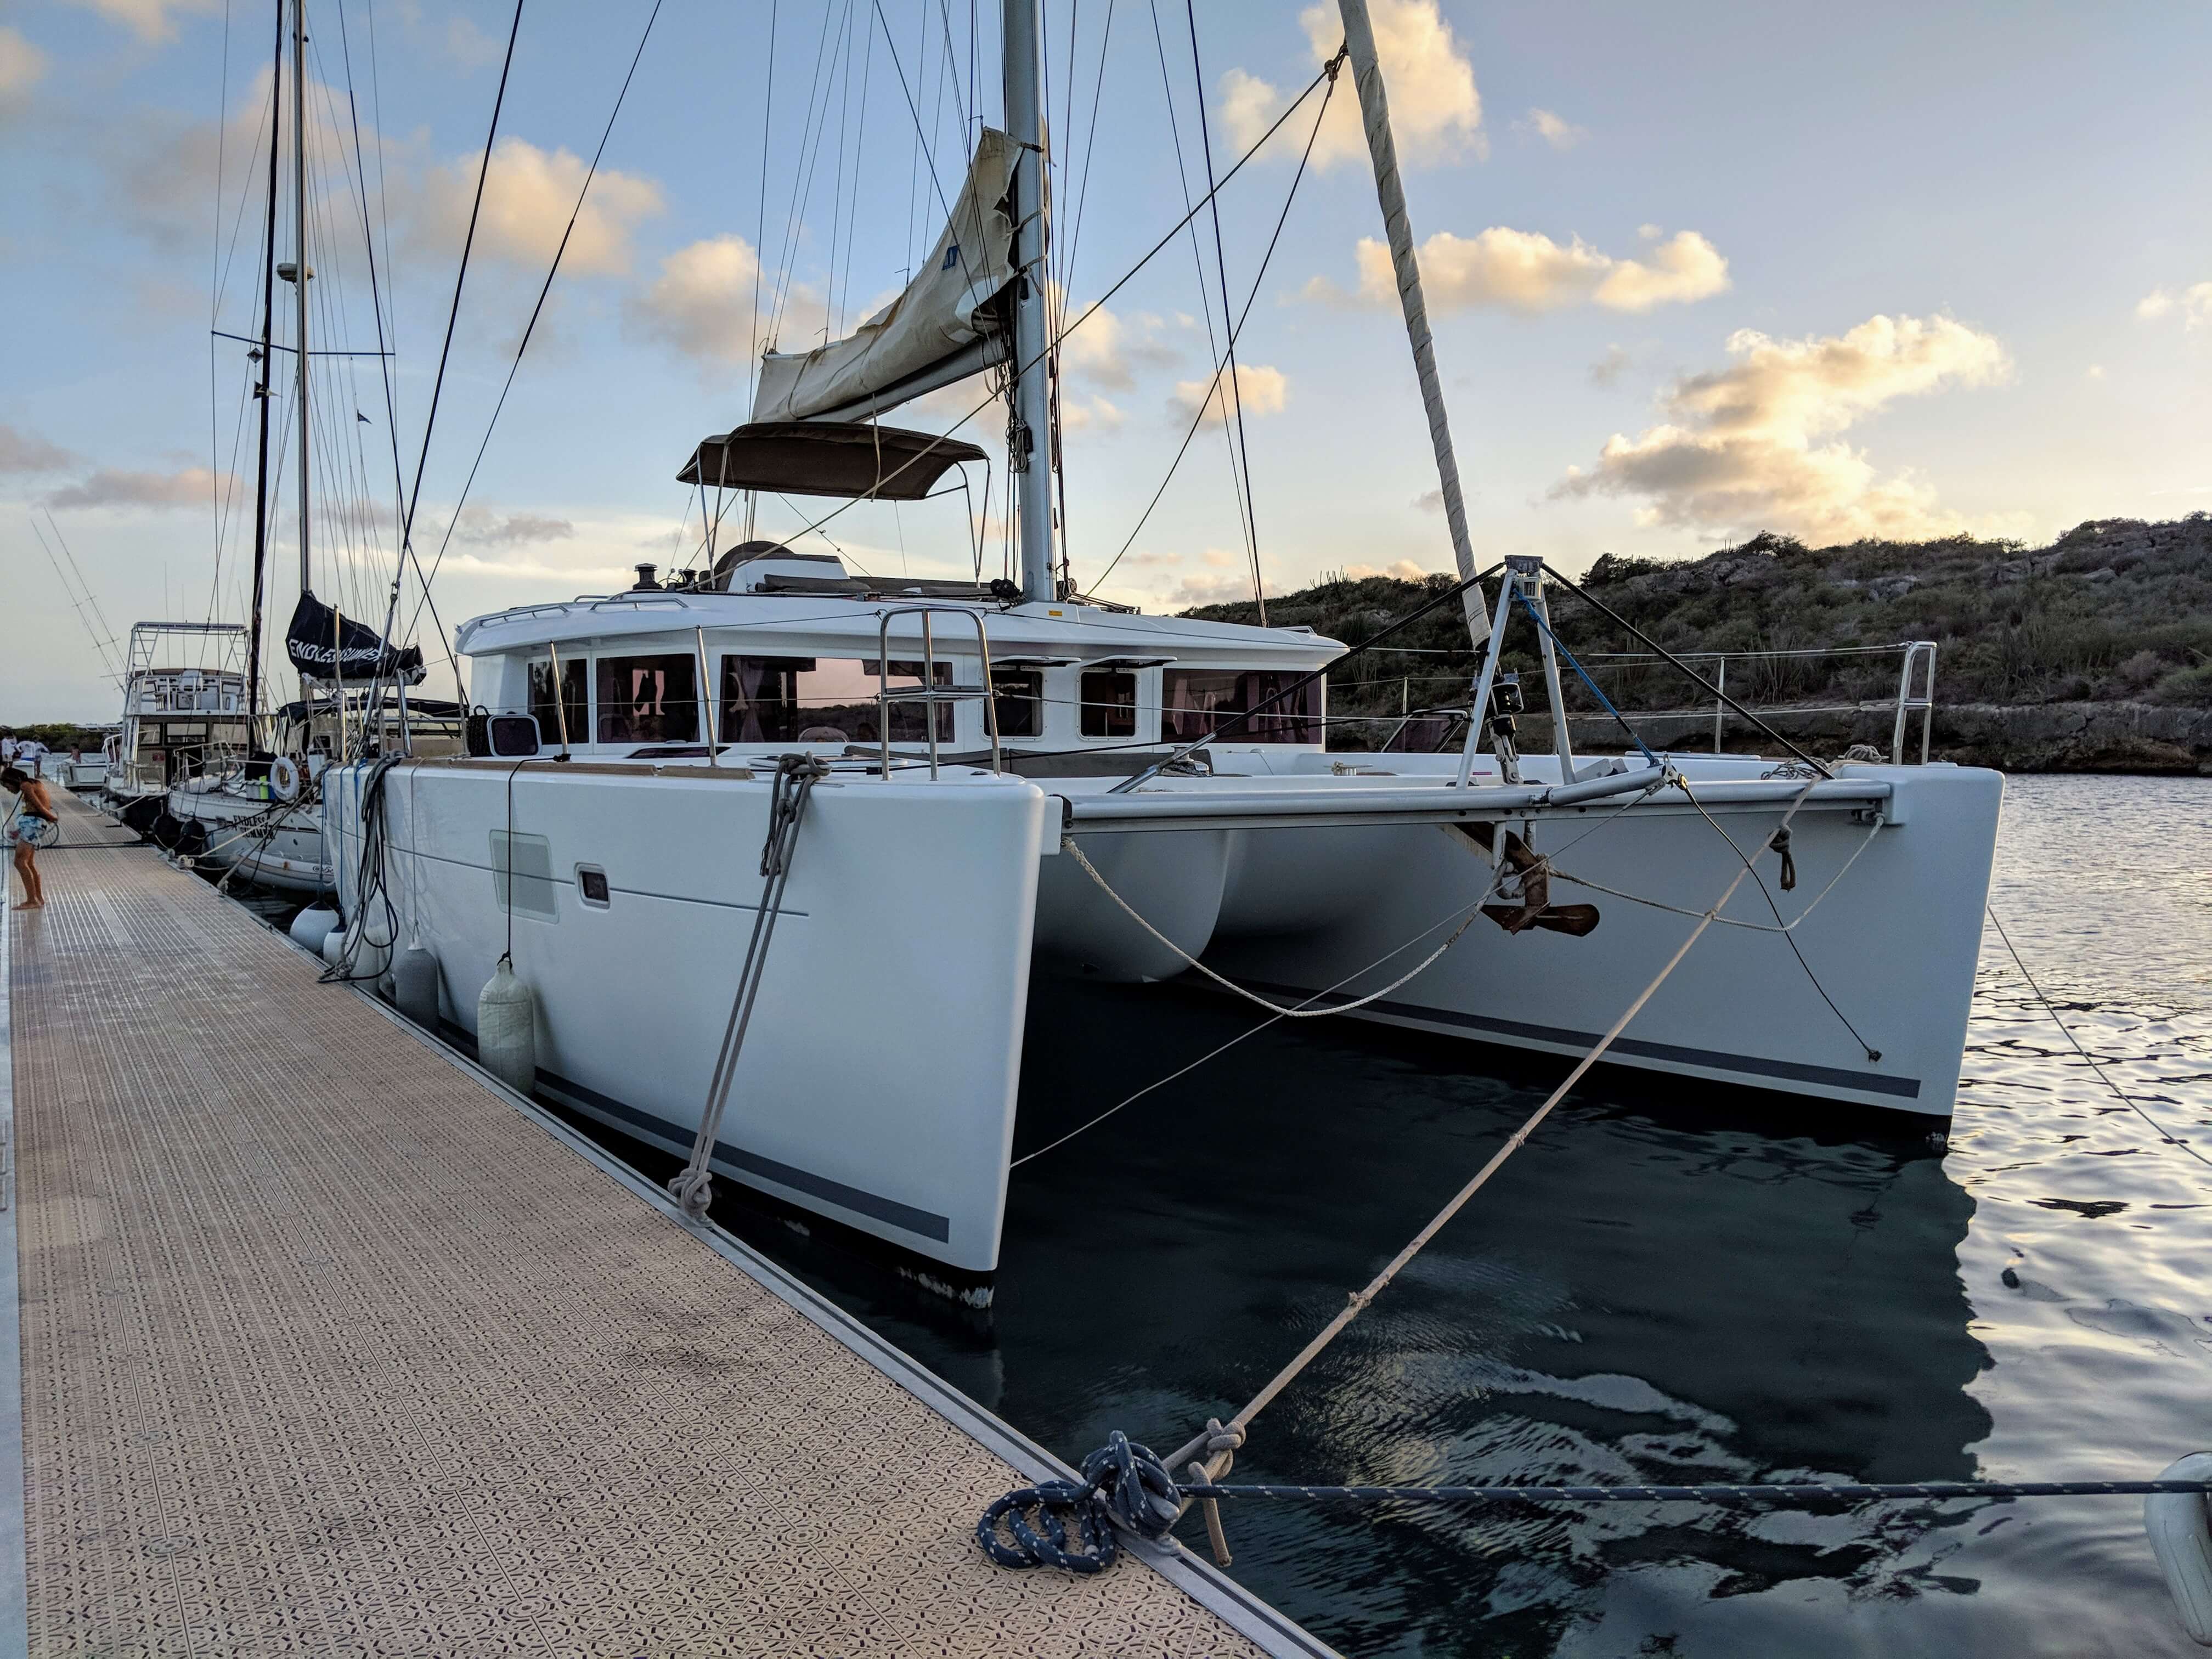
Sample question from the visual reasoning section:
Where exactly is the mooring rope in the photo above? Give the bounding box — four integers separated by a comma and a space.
1986, 905, 2212, 1173
1180, 1478, 2212, 1506
983, 781, 1823, 1570
1550, 808, 1886, 935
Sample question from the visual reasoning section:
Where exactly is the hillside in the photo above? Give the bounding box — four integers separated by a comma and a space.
1182, 516, 2212, 773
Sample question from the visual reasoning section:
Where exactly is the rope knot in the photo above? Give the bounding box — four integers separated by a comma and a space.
976, 1431, 1181, 1573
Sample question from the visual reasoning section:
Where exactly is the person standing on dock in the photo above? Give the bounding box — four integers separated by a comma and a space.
4, 764, 57, 909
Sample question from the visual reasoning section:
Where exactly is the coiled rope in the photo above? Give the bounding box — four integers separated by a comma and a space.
976, 1432, 1184, 1573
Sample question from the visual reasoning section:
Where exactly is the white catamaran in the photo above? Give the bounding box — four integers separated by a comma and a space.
325, 0, 2001, 1285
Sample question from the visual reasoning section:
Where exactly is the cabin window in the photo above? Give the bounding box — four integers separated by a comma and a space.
1079, 669, 1137, 738
719, 656, 951, 746
1161, 669, 1323, 745
594, 653, 699, 745
990, 668, 1043, 738
527, 656, 589, 748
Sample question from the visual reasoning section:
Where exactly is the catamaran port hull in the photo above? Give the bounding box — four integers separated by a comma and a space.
1036, 755, 2003, 1118
327, 760, 1047, 1274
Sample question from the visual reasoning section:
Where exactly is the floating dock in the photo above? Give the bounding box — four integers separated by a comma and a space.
3, 790, 1327, 1656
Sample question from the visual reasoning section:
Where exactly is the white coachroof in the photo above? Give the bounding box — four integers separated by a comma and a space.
452, 589, 1343, 670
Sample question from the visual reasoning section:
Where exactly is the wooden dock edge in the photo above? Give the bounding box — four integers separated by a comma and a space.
1, 894, 26, 1659
0, 859, 1338, 1659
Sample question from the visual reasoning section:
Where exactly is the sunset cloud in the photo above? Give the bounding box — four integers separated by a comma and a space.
46, 465, 232, 512
0, 422, 78, 475
2137, 282, 2212, 330
0, 26, 47, 122
1313, 227, 1729, 315
1553, 313, 2011, 541
1519, 108, 1586, 150
1173, 363, 1289, 421
417, 138, 663, 276
1221, 0, 1482, 169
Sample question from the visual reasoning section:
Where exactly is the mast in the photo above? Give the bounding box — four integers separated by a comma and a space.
1336, 0, 1481, 633
1001, 0, 1056, 602
290, 0, 312, 613
243, 0, 284, 737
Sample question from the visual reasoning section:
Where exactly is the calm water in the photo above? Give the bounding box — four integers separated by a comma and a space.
542, 776, 2212, 1654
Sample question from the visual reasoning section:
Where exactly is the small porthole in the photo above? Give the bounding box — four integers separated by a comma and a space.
577, 865, 611, 907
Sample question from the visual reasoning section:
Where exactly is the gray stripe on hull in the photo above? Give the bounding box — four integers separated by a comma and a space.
1235, 979, 1923, 1100
538, 1069, 953, 1241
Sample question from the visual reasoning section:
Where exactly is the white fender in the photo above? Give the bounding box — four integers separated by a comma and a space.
2147, 1451, 2212, 1645
269, 754, 301, 802
477, 958, 538, 1095
289, 905, 339, 955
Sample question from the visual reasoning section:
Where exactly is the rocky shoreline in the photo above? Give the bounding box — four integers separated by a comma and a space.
1616, 700, 2212, 775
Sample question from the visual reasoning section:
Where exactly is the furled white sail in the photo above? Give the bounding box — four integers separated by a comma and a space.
752, 129, 1019, 424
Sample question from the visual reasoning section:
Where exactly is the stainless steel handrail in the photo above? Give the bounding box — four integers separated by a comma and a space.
873, 606, 1003, 780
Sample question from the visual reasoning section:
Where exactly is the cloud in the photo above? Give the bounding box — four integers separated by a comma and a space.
1172, 363, 1288, 421
1551, 312, 2011, 543
0, 25, 47, 122
2085, 364, 2106, 381
1166, 568, 1266, 609
417, 138, 663, 276
1519, 108, 1585, 150
1588, 344, 1634, 387
46, 465, 232, 511
1060, 304, 1132, 390
454, 509, 574, 547
1344, 560, 1430, 579
1221, 0, 1481, 170
1058, 395, 1124, 432
2138, 282, 2212, 330
1414, 489, 1443, 513
64, 0, 218, 45
1315, 227, 1729, 315
0, 422, 79, 475
627, 235, 833, 371
444, 15, 507, 69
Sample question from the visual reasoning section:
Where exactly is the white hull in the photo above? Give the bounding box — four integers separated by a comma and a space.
1035, 755, 2001, 1117
328, 760, 1046, 1273
167, 782, 335, 895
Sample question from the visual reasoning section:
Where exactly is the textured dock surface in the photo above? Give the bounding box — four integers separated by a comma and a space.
5, 791, 1286, 1657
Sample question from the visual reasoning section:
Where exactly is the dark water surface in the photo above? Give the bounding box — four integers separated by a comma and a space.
536, 776, 2212, 1654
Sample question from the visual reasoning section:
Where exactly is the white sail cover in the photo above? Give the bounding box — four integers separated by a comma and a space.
752, 128, 1018, 424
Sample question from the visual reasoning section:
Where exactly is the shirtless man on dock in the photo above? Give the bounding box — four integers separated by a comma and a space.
3, 765, 57, 909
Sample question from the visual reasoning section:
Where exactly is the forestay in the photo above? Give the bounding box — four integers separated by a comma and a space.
752, 129, 1018, 424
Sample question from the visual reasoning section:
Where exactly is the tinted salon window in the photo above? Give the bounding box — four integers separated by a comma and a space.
528, 656, 589, 747
595, 653, 698, 745
990, 668, 1043, 738
1160, 668, 1322, 745
1079, 668, 1137, 738
720, 657, 951, 746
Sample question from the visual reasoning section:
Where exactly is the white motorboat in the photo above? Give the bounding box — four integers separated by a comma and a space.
323, 0, 2000, 1285
101, 623, 250, 832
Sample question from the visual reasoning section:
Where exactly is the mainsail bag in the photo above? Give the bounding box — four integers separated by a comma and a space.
751, 129, 1019, 424
285, 591, 425, 684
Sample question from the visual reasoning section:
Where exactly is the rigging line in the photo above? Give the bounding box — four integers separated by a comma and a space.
1144, 0, 1248, 580
398, 0, 523, 555
1512, 588, 1659, 766
827, 0, 857, 336
363, 0, 398, 371
1541, 564, 1833, 778
746, 0, 778, 414
402, 0, 664, 644
770, 55, 1339, 551
1985, 906, 2212, 1172
1087, 55, 1339, 594
868, 0, 972, 276
934, 0, 967, 133
1668, 770, 1882, 1060
765, 0, 842, 346
1014, 780, 1656, 1169
1222, 777, 1824, 1438
1057, 0, 1115, 312
1184, 0, 1266, 624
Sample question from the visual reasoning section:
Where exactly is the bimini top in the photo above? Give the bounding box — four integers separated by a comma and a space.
677, 421, 987, 501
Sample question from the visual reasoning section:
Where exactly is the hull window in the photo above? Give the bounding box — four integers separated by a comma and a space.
719, 656, 951, 746
1161, 668, 1322, 745
595, 653, 700, 746
1079, 668, 1138, 738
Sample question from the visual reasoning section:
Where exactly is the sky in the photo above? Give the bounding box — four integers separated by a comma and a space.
4, 0, 2209, 721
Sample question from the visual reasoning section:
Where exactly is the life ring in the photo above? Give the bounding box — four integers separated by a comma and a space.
2147, 1451, 2212, 1644
269, 755, 301, 802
